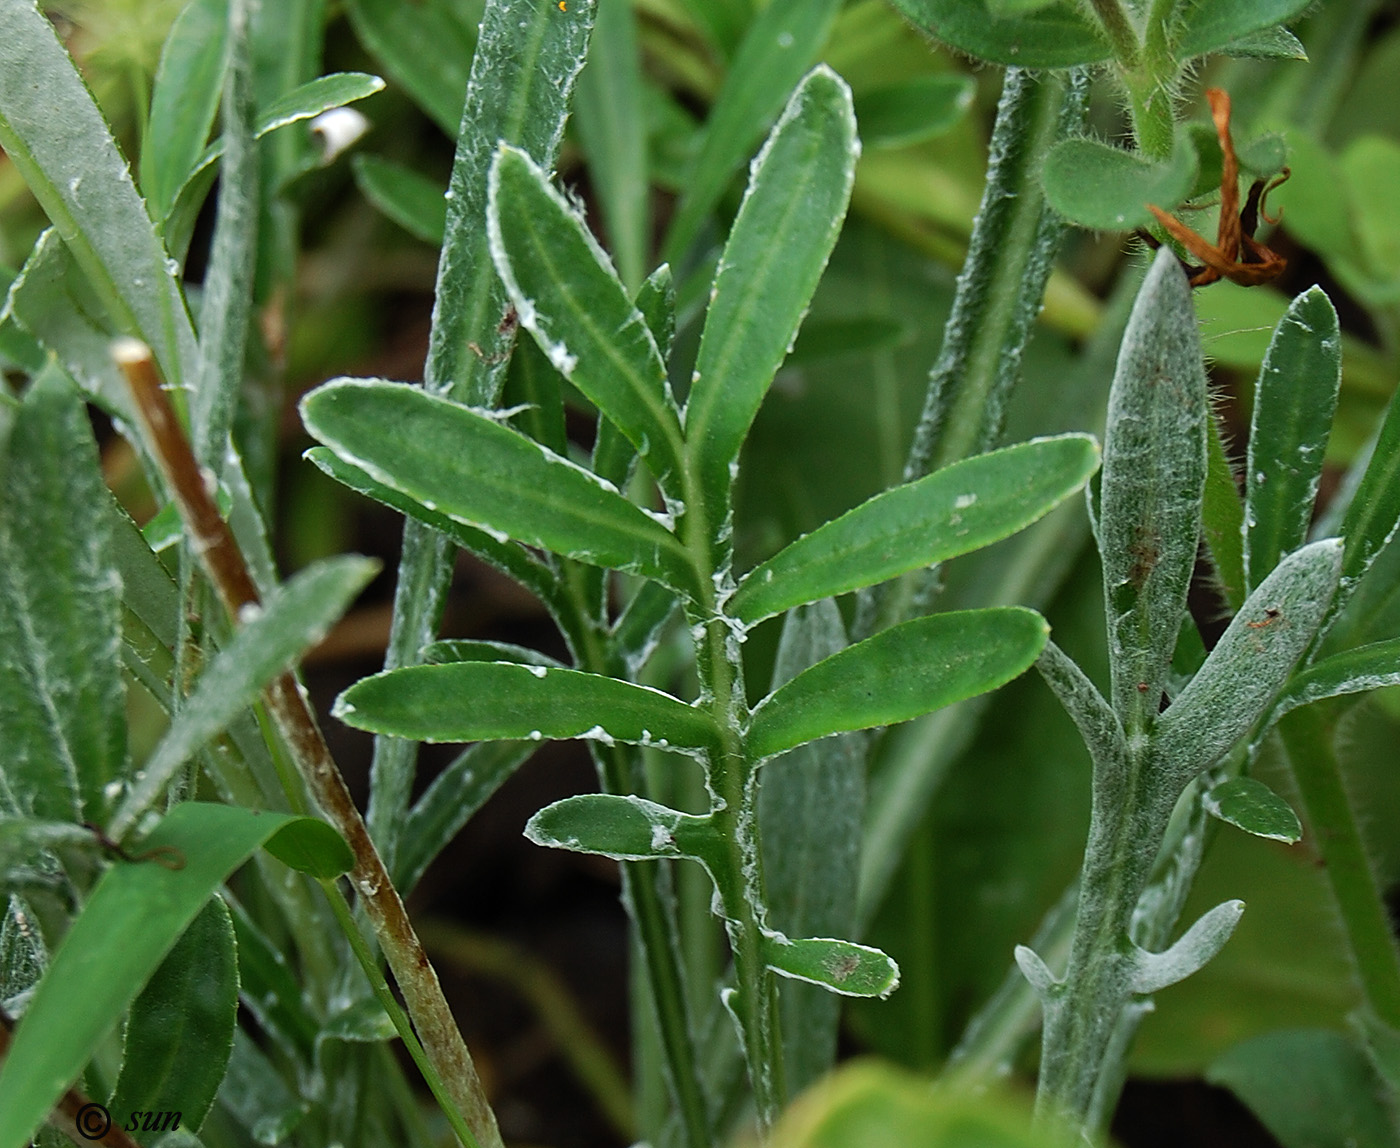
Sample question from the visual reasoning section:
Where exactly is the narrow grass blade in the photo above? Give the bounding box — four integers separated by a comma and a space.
1244, 287, 1341, 592
731, 434, 1099, 624
573, 0, 649, 291
684, 65, 857, 530
662, 0, 843, 265
107, 556, 379, 839
352, 155, 448, 245
487, 146, 686, 497
140, 0, 229, 222
525, 795, 719, 862
1099, 250, 1208, 735
746, 608, 1048, 760
762, 936, 898, 999
0, 803, 349, 1148
0, 368, 125, 824
1152, 539, 1343, 787
336, 662, 720, 753
110, 896, 237, 1132
0, 0, 198, 386
301, 379, 694, 593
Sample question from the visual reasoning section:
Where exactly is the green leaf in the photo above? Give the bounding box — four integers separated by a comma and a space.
424, 639, 566, 669
227, 895, 319, 1057
254, 72, 385, 137
684, 66, 858, 530
1175, 0, 1315, 61
1337, 384, 1400, 617
1204, 777, 1302, 843
524, 795, 719, 862
0, 803, 343, 1148
487, 146, 686, 498
262, 818, 355, 879
0, 0, 198, 386
852, 74, 976, 150
0, 368, 125, 824
1244, 288, 1341, 592
106, 556, 379, 839
730, 434, 1099, 625
747, 607, 1048, 760
110, 896, 237, 1132
303, 446, 557, 603
763, 935, 899, 999
573, 0, 649, 291
1207, 1029, 1400, 1148
1344, 135, 1400, 293
760, 601, 862, 1091
344, 0, 478, 135
1042, 134, 1198, 231
140, 0, 229, 222
884, 1, 1111, 68
352, 155, 448, 245
320, 995, 398, 1043
1272, 639, 1400, 719
1099, 249, 1208, 735
335, 662, 721, 753
300, 378, 695, 594
1218, 26, 1307, 60
396, 741, 536, 892
662, 0, 845, 265
1151, 540, 1343, 786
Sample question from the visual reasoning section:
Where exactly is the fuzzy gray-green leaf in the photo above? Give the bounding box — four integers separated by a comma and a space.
1152, 539, 1343, 786
747, 608, 1048, 760
1244, 288, 1341, 592
1129, 900, 1245, 995
336, 662, 720, 753
0, 368, 125, 825
684, 65, 857, 528
1099, 249, 1208, 735
525, 795, 719, 862
731, 434, 1099, 624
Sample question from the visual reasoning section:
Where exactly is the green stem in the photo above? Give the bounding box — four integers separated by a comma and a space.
1118, 0, 1180, 161
1087, 0, 1141, 67
319, 881, 482, 1148
1278, 705, 1400, 1029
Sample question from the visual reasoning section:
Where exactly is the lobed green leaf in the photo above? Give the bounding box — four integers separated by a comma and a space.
746, 607, 1048, 760
884, 0, 1111, 68
762, 935, 899, 999
731, 434, 1099, 625
685, 65, 858, 530
301, 378, 695, 594
524, 794, 719, 862
1244, 288, 1341, 592
335, 661, 720, 752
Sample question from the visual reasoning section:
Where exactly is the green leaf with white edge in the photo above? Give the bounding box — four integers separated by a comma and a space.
106, 556, 379, 839
747, 607, 1048, 760
424, 639, 567, 669
300, 379, 695, 595
1042, 134, 1198, 232
396, 741, 536, 893
1129, 900, 1246, 995
352, 155, 447, 245
685, 66, 858, 529
140, 0, 229, 222
730, 434, 1099, 625
883, 0, 1111, 68
1206, 1029, 1400, 1148
573, 0, 648, 291
762, 935, 899, 999
303, 446, 557, 603
1151, 540, 1343, 788
0, 803, 348, 1148
1218, 26, 1307, 60
0, 0, 198, 386
487, 146, 686, 499
1271, 638, 1400, 721
1204, 777, 1302, 843
1175, 0, 1314, 61
0, 367, 125, 824
662, 0, 844, 266
110, 896, 237, 1133
335, 661, 720, 753
1099, 250, 1208, 733
254, 72, 385, 137
1244, 288, 1341, 593
525, 795, 719, 862
852, 74, 976, 150
343, 0, 477, 135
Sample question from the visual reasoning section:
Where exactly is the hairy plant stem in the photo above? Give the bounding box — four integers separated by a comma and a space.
1116, 0, 1181, 162
1278, 704, 1400, 1029
116, 343, 502, 1148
